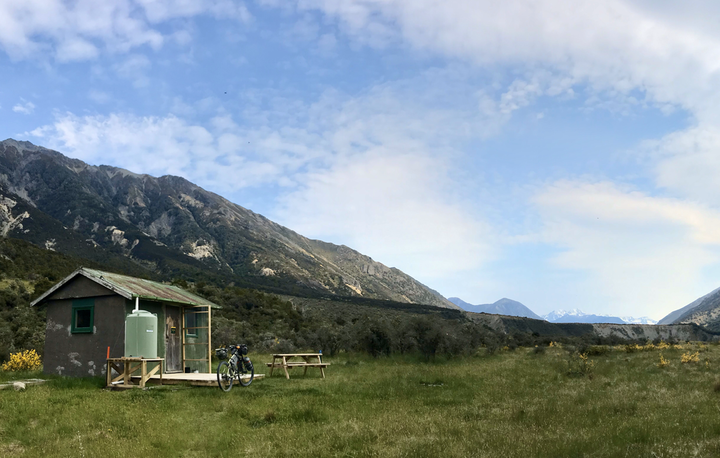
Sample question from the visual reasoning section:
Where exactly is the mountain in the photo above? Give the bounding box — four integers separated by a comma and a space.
542, 309, 656, 325
448, 297, 542, 319
657, 286, 720, 325
658, 287, 720, 331
0, 139, 458, 310
620, 316, 658, 325
542, 309, 626, 324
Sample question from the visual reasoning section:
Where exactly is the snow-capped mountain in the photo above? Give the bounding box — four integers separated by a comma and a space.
542, 309, 657, 325
620, 316, 658, 325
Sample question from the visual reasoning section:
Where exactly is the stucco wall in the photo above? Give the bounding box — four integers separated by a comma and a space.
44, 295, 126, 377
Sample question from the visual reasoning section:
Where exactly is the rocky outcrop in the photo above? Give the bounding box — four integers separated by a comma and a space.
591, 323, 716, 341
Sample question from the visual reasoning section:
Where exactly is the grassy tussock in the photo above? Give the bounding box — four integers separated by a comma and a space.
1, 344, 720, 457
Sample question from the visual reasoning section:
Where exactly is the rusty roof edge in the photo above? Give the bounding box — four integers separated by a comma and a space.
31, 267, 220, 308
80, 269, 134, 301
135, 295, 220, 308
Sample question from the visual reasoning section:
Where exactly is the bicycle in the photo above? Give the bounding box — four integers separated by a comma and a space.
216, 344, 254, 391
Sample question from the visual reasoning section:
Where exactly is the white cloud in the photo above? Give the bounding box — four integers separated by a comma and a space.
0, 0, 250, 62
297, 0, 720, 117
639, 125, 720, 208
533, 180, 720, 317
275, 151, 496, 280
0, 0, 162, 61
287, 0, 720, 315
12, 100, 35, 115
29, 112, 213, 179
136, 0, 251, 23
113, 54, 152, 87
27, 69, 505, 283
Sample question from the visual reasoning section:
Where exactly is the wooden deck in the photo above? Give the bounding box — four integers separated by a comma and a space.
125, 372, 264, 387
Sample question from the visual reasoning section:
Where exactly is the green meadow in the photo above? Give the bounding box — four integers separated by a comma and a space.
2, 343, 720, 457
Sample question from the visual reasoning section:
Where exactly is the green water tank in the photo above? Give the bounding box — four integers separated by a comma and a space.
125, 310, 158, 358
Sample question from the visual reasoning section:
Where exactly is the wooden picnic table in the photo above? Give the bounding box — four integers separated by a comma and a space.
106, 357, 164, 389
266, 353, 330, 379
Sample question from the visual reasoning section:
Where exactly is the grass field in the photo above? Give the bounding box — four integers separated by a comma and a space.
2, 343, 720, 457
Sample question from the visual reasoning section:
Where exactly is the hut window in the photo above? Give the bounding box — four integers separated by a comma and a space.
184, 309, 197, 337
71, 299, 94, 334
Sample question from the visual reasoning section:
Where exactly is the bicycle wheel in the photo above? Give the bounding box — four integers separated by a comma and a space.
217, 361, 233, 392
238, 363, 254, 387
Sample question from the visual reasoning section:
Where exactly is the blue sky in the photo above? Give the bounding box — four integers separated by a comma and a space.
4, 1, 720, 319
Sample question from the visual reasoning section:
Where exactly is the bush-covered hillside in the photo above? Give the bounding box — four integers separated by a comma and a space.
0, 235, 650, 365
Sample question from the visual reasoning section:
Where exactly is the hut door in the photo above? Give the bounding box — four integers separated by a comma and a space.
165, 306, 182, 372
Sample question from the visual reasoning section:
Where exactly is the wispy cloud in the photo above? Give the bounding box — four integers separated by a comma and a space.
533, 180, 720, 317
28, 68, 514, 283
0, 0, 251, 62
12, 100, 35, 115
297, 0, 720, 117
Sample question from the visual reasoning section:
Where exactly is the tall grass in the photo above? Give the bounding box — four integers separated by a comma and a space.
1, 344, 720, 457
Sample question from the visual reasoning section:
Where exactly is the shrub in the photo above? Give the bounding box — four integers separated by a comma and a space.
566, 352, 594, 377
585, 345, 610, 357
1, 349, 41, 371
657, 353, 668, 368
681, 351, 700, 364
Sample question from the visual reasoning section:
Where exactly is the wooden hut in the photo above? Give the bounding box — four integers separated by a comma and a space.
31, 268, 219, 378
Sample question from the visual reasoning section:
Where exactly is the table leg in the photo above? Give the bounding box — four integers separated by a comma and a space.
270, 357, 275, 377
123, 362, 130, 386
140, 360, 147, 388
283, 356, 290, 380
318, 355, 325, 378
106, 361, 111, 387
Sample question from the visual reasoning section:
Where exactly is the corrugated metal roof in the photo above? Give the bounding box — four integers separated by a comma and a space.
31, 267, 221, 308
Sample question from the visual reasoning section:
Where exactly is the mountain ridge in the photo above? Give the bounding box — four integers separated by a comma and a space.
450, 296, 657, 324
448, 297, 542, 319
0, 139, 458, 310
658, 287, 720, 331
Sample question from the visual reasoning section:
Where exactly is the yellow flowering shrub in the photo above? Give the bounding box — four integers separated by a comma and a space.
657, 353, 668, 368
567, 352, 594, 377
681, 351, 699, 364
1, 350, 42, 372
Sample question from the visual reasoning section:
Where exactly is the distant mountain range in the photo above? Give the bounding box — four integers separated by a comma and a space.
541, 309, 658, 324
448, 297, 542, 319
0, 139, 458, 310
450, 297, 657, 324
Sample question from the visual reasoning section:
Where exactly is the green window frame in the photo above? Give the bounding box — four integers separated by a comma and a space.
71, 299, 94, 334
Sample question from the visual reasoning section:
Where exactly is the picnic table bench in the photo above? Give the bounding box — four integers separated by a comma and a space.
266, 353, 330, 379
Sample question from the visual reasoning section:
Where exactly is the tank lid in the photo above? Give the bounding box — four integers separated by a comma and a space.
128, 310, 155, 317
